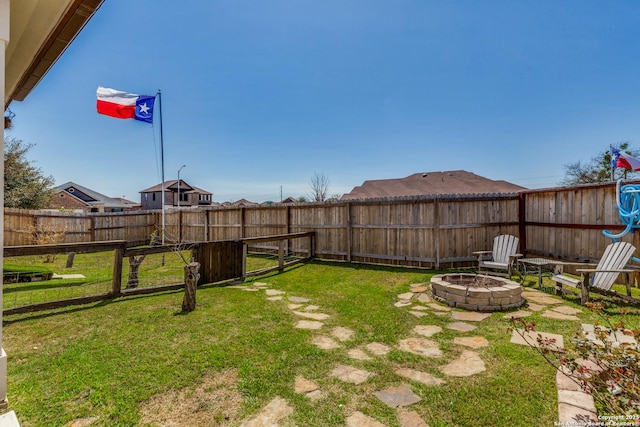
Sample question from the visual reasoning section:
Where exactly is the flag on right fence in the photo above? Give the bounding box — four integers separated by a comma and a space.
611, 147, 640, 171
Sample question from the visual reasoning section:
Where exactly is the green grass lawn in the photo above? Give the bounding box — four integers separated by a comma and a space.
3, 260, 639, 426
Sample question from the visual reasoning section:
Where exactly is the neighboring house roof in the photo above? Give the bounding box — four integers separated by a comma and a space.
140, 180, 212, 195
6, 0, 105, 107
54, 182, 131, 209
341, 170, 526, 200
230, 198, 257, 207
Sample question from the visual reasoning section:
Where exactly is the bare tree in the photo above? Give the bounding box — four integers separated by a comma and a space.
309, 172, 329, 202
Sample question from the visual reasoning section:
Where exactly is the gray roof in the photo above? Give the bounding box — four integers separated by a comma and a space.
342, 170, 526, 200
53, 182, 132, 209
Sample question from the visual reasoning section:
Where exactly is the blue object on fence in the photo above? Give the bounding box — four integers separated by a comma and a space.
602, 179, 640, 262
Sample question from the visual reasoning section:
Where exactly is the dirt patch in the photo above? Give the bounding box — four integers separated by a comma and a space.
138, 369, 242, 426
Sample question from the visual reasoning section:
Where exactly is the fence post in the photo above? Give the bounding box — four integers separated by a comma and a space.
111, 242, 125, 295
519, 192, 527, 255
242, 243, 248, 278
434, 197, 440, 269
309, 232, 316, 259
278, 239, 284, 270
346, 202, 352, 262
181, 262, 200, 312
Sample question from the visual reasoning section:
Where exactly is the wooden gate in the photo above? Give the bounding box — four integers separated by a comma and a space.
194, 240, 244, 285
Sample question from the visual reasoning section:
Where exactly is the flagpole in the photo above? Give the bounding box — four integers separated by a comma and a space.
610, 144, 615, 182
157, 89, 165, 247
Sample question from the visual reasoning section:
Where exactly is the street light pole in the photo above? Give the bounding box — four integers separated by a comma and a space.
177, 164, 186, 207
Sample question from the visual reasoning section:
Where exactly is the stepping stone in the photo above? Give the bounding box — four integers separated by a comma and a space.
304, 305, 320, 311
394, 301, 412, 308
439, 350, 486, 377
288, 303, 303, 310
510, 329, 565, 350
266, 296, 283, 301
451, 311, 491, 322
503, 310, 532, 319
294, 320, 324, 330
398, 292, 414, 300
446, 322, 477, 332
410, 283, 427, 288
557, 389, 596, 413
253, 282, 269, 287
550, 305, 582, 315
312, 336, 340, 350
411, 286, 429, 293
374, 384, 421, 407
409, 311, 429, 318
427, 303, 451, 312
417, 294, 432, 304
526, 295, 563, 305
293, 311, 330, 321
521, 290, 546, 298
242, 288, 260, 292
581, 324, 638, 347
558, 403, 597, 424
366, 342, 391, 356
330, 364, 373, 385
398, 337, 442, 358
394, 367, 445, 386
556, 370, 583, 392
413, 325, 442, 337
526, 302, 546, 311
241, 396, 292, 427
541, 311, 580, 321
227, 285, 249, 289
433, 312, 449, 317
294, 375, 320, 394
331, 326, 355, 342
397, 409, 429, 427
346, 411, 386, 427
289, 296, 310, 303
348, 348, 373, 361
411, 305, 429, 311
453, 336, 489, 349
265, 289, 285, 296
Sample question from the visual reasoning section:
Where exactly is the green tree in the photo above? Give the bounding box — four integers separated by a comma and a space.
560, 142, 640, 186
4, 137, 55, 209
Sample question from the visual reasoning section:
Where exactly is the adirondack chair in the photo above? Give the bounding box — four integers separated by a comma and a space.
553, 241, 637, 305
474, 235, 522, 277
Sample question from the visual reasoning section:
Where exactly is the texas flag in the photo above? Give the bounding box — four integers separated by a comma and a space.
611, 147, 640, 171
96, 86, 155, 123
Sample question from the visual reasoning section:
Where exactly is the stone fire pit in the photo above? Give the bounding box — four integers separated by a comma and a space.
431, 273, 524, 312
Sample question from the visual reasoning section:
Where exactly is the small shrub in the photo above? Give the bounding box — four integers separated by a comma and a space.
510, 303, 639, 416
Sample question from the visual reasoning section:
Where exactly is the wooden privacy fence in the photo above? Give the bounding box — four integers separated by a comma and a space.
4, 181, 639, 268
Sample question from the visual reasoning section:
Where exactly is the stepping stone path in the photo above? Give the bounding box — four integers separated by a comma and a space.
228, 280, 591, 426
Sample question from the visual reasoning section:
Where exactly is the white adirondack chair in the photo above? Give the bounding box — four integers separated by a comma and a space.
474, 235, 522, 277
553, 241, 636, 305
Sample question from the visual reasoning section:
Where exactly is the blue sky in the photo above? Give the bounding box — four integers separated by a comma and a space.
7, 1, 640, 202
